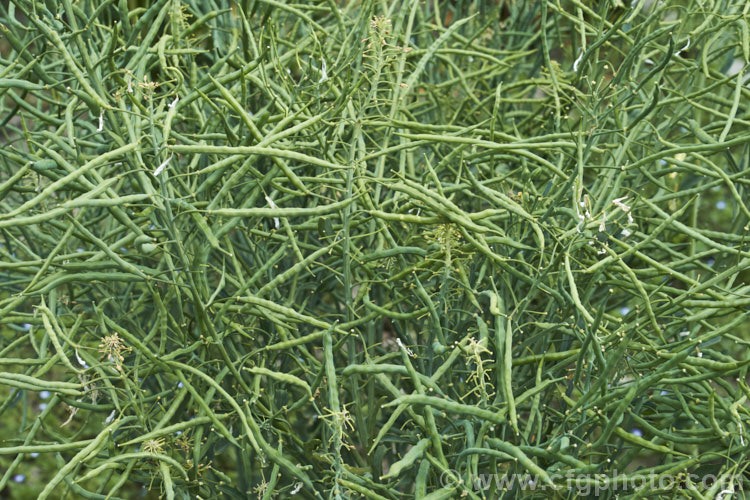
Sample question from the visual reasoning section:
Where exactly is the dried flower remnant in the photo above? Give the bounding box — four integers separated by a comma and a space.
141, 437, 165, 455
253, 479, 269, 499
98, 333, 132, 371
319, 404, 356, 448
464, 337, 493, 402
611, 196, 635, 225
61, 404, 78, 427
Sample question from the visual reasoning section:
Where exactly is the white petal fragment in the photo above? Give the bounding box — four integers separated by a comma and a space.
716, 488, 735, 500
612, 196, 631, 211
396, 338, 414, 357
97, 113, 103, 132
154, 155, 172, 177
676, 39, 690, 56
75, 348, 86, 367
573, 50, 584, 72
319, 59, 328, 83
265, 196, 280, 229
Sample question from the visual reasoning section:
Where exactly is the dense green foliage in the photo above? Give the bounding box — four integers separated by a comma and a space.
1, 0, 750, 498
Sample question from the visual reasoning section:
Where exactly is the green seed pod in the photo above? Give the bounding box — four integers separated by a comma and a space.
380, 438, 430, 480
